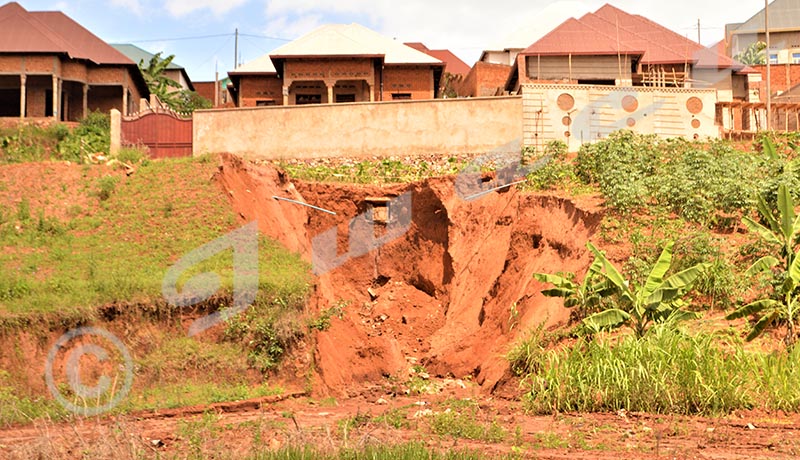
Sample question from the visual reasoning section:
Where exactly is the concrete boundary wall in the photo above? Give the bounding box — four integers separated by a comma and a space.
522, 84, 718, 152
193, 96, 522, 159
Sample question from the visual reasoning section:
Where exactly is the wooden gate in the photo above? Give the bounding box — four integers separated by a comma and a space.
121, 109, 192, 158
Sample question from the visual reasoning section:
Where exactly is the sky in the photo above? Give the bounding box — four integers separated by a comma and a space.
15, 0, 768, 82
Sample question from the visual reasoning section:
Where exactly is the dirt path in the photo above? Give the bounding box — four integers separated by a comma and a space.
2, 383, 798, 459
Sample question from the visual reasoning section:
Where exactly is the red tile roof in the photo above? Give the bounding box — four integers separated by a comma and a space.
522, 3, 750, 73
0, 2, 133, 65
522, 17, 643, 56
405, 42, 472, 76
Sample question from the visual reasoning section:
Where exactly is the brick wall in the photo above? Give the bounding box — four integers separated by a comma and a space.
750, 64, 800, 97
382, 65, 434, 100
238, 75, 283, 107
460, 62, 512, 97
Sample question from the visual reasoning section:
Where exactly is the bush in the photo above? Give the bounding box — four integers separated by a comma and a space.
94, 175, 118, 201
523, 140, 576, 190
56, 111, 110, 162
116, 147, 147, 164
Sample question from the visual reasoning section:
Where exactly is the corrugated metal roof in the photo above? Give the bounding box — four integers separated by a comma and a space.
404, 43, 471, 76
0, 2, 134, 66
111, 44, 184, 70
269, 23, 442, 65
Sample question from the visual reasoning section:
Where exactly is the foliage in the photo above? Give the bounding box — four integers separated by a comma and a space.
254, 442, 509, 460
574, 132, 783, 227
518, 325, 800, 415
281, 157, 467, 184
581, 241, 707, 337
522, 140, 577, 191
728, 183, 800, 345
56, 111, 111, 161
0, 123, 68, 163
139, 52, 212, 113
533, 255, 615, 321
94, 175, 118, 201
735, 41, 767, 65
427, 401, 506, 443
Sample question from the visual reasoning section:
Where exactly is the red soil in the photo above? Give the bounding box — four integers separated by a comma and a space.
216, 154, 603, 395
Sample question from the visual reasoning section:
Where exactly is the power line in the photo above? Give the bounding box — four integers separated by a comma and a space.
239, 33, 292, 42
123, 32, 233, 43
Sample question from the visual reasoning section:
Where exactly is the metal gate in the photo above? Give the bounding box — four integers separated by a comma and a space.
121, 109, 192, 159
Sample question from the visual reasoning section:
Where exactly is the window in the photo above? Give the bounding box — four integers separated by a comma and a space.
296, 94, 322, 105
770, 54, 779, 64
793, 53, 800, 64
255, 100, 275, 106
391, 93, 411, 100
335, 94, 356, 103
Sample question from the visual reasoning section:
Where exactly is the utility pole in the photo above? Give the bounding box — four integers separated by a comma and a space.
234, 28, 239, 69
697, 18, 701, 44
766, 0, 772, 131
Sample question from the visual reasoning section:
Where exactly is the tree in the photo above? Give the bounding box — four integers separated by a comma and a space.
139, 53, 211, 113
728, 183, 800, 345
533, 256, 615, 320
734, 41, 767, 65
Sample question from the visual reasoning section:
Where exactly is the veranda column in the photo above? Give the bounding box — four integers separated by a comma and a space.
51, 75, 59, 120
82, 84, 88, 119
122, 87, 128, 116
326, 82, 334, 104
19, 74, 26, 118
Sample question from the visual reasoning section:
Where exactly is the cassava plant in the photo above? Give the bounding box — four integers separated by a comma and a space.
728, 184, 800, 345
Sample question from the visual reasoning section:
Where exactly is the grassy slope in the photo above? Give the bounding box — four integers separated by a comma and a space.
0, 156, 310, 322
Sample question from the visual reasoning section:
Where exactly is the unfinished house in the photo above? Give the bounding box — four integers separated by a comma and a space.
0, 2, 148, 120
726, 0, 800, 65
509, 4, 754, 101
228, 23, 444, 107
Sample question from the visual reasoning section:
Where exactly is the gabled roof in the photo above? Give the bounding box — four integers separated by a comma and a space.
522, 3, 750, 72
522, 16, 644, 56
112, 44, 194, 91
0, 3, 134, 65
268, 23, 443, 65
729, 0, 800, 34
229, 54, 278, 75
404, 43, 471, 76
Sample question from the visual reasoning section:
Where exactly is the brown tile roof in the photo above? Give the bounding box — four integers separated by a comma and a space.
522, 3, 750, 73
0, 2, 133, 65
404, 42, 472, 76
522, 17, 644, 56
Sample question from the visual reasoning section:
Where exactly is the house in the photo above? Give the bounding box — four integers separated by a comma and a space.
228, 23, 444, 107
726, 0, 800, 64
194, 78, 234, 107
403, 42, 470, 96
111, 44, 194, 92
509, 4, 755, 102
0, 2, 148, 120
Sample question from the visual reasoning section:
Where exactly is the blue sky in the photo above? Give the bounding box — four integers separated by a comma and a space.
17, 0, 765, 82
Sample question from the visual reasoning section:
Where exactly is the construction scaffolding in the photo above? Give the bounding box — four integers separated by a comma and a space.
717, 101, 800, 139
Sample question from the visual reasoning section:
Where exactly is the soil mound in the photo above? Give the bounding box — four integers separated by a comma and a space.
217, 154, 603, 394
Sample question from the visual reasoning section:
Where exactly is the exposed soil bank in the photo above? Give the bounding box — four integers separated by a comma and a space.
217, 154, 603, 395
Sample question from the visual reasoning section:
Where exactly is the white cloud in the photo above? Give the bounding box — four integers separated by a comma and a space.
109, 0, 142, 16
259, 0, 763, 65
164, 0, 251, 17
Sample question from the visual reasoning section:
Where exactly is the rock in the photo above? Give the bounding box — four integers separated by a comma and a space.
150, 439, 164, 448
376, 397, 389, 405
368, 288, 378, 300
747, 423, 756, 430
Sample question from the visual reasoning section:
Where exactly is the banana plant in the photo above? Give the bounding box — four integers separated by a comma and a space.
533, 256, 616, 319
742, 184, 800, 273
582, 241, 708, 337
728, 183, 800, 345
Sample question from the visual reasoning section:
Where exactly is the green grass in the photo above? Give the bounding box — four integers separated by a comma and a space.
0, 156, 311, 324
514, 325, 800, 415
248, 443, 514, 460
427, 400, 506, 443
280, 157, 468, 184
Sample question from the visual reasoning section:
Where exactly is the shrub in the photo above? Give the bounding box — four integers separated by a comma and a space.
94, 175, 118, 201
56, 111, 110, 162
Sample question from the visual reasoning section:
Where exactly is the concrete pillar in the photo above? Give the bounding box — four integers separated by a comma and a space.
327, 82, 334, 104
109, 108, 121, 156
122, 87, 128, 116
52, 75, 59, 120
368, 83, 375, 102
19, 74, 26, 119
282, 85, 289, 106
82, 84, 88, 119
